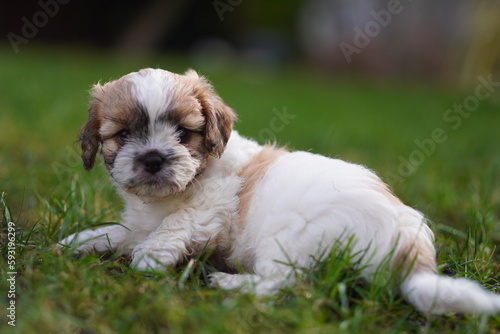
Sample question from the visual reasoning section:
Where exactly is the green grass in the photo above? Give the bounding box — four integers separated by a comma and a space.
1, 46, 500, 333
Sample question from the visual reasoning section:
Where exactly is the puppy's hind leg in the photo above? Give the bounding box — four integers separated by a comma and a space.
210, 240, 300, 296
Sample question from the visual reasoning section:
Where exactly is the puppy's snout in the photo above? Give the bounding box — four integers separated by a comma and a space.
139, 151, 165, 174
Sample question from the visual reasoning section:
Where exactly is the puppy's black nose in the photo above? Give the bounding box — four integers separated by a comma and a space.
140, 152, 165, 174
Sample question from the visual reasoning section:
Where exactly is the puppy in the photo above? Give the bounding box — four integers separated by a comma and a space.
60, 68, 500, 314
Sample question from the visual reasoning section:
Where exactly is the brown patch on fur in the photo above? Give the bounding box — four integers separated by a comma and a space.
393, 236, 438, 278
79, 78, 144, 171
237, 146, 288, 229
167, 105, 205, 132
93, 79, 145, 139
370, 175, 403, 205
185, 132, 210, 175
183, 69, 237, 158
79, 102, 102, 171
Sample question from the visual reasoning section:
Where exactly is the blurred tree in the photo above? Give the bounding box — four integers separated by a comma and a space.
461, 0, 500, 85
115, 0, 193, 53
297, 0, 500, 83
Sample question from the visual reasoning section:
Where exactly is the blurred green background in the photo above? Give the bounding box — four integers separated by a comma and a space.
0, 0, 499, 241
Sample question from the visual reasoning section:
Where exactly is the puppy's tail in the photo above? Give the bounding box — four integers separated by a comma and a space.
402, 272, 500, 314
395, 208, 500, 314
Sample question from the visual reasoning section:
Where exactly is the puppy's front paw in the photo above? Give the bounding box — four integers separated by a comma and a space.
58, 232, 96, 255
58, 228, 117, 255
130, 247, 170, 271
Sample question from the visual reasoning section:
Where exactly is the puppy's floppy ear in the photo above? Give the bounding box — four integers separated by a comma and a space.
184, 69, 237, 158
79, 85, 103, 171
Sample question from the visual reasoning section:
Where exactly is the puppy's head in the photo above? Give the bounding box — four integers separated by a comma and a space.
79, 68, 237, 198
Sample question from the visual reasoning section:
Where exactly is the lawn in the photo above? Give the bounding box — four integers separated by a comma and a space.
1, 47, 499, 333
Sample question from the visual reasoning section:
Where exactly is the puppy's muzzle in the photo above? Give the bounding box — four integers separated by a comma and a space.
138, 150, 166, 174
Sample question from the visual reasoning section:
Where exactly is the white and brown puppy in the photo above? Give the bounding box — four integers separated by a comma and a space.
60, 68, 500, 314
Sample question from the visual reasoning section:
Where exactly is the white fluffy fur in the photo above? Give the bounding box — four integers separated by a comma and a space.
60, 69, 500, 315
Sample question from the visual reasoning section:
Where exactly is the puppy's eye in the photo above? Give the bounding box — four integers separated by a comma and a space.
115, 129, 130, 144
177, 127, 190, 144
